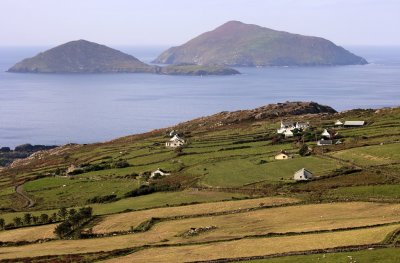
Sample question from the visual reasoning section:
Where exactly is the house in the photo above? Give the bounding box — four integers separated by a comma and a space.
275, 152, 291, 160
344, 121, 365, 127
283, 129, 294, 138
150, 168, 170, 179
277, 120, 309, 134
294, 168, 313, 181
296, 122, 310, 129
317, 139, 333, 146
321, 129, 331, 138
166, 135, 185, 148
334, 120, 343, 126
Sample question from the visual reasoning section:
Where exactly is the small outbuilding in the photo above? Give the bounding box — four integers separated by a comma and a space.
294, 168, 313, 181
317, 139, 333, 146
344, 121, 365, 127
275, 152, 291, 160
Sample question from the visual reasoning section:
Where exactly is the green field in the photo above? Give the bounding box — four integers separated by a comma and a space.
0, 190, 248, 224
188, 156, 342, 187
249, 248, 400, 263
330, 143, 400, 166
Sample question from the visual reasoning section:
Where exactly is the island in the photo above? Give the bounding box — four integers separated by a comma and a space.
7, 40, 239, 76
153, 20, 368, 67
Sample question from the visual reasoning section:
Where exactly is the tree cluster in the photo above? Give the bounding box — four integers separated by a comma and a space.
54, 207, 93, 238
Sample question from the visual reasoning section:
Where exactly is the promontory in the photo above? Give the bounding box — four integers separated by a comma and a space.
153, 21, 368, 67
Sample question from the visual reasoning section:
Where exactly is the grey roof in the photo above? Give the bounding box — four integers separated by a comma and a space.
318, 140, 333, 145
344, 121, 365, 126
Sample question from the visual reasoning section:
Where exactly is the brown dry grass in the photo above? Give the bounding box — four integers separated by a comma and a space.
0, 224, 56, 242
102, 224, 400, 263
0, 202, 398, 260
92, 197, 298, 234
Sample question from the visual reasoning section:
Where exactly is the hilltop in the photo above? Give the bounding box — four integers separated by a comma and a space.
154, 21, 368, 67
7, 40, 239, 75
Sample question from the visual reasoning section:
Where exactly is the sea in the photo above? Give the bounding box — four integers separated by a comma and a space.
0, 46, 399, 148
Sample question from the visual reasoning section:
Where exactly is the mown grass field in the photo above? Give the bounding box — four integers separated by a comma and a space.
92, 196, 298, 234
101, 225, 400, 263
0, 202, 398, 259
0, 223, 56, 242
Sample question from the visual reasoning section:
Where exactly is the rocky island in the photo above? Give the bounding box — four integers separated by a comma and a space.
154, 21, 368, 67
7, 40, 239, 76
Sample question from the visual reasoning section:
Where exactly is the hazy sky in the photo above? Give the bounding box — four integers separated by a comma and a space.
1, 0, 399, 47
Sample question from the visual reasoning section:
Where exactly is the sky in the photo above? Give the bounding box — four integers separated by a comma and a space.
1, 0, 399, 47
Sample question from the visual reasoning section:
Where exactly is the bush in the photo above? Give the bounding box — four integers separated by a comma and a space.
86, 194, 118, 204
299, 144, 310, 156
124, 184, 179, 198
114, 160, 130, 169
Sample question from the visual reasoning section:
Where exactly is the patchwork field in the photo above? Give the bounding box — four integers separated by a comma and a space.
0, 202, 399, 260
101, 225, 400, 263
0, 106, 399, 262
92, 196, 298, 234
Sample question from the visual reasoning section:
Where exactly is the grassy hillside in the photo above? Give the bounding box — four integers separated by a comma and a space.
0, 103, 399, 262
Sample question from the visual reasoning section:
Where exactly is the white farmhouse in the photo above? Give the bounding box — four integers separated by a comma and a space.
294, 168, 313, 181
334, 120, 343, 126
283, 129, 294, 138
295, 122, 310, 130
321, 129, 331, 138
166, 135, 185, 148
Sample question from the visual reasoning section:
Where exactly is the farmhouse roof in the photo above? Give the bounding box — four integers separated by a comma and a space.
344, 121, 365, 126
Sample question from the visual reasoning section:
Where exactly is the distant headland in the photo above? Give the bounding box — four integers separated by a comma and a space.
154, 20, 368, 67
7, 40, 239, 76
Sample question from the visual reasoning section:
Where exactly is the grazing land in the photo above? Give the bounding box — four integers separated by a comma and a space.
0, 102, 399, 262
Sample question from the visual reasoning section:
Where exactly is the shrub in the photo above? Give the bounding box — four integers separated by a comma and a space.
114, 160, 130, 169
86, 194, 118, 204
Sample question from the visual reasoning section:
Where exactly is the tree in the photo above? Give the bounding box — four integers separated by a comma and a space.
32, 216, 39, 225
40, 213, 49, 224
23, 213, 32, 225
68, 208, 77, 218
13, 217, 22, 227
54, 221, 72, 238
57, 207, 68, 221
299, 144, 310, 156
0, 218, 5, 230
50, 212, 58, 222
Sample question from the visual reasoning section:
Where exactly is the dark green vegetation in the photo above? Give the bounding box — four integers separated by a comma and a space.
158, 64, 240, 76
154, 20, 367, 66
7, 40, 239, 75
0, 101, 399, 262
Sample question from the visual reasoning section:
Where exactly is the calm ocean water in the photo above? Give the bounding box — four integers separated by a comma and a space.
0, 46, 399, 148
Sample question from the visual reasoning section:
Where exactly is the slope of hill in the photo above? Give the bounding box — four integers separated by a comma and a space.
0, 102, 399, 262
7, 40, 155, 73
154, 21, 368, 67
